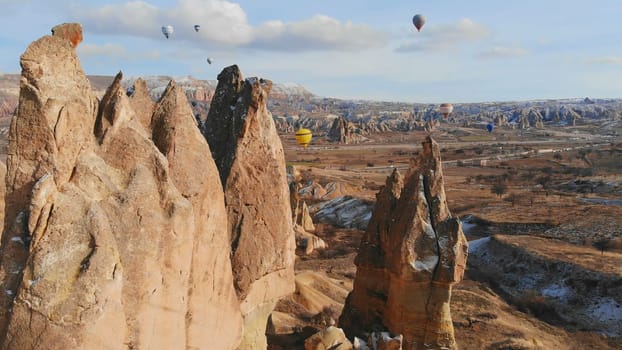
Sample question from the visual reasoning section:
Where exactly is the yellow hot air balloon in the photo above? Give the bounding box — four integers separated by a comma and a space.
295, 128, 312, 149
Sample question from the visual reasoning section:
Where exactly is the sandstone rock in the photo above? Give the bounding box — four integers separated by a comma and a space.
0, 26, 243, 349
305, 326, 353, 350
51, 23, 83, 48
0, 98, 17, 121
291, 181, 315, 232
327, 116, 366, 144
313, 196, 374, 230
0, 161, 5, 239
339, 137, 468, 350
299, 200, 316, 232
203, 65, 295, 349
128, 78, 155, 131
295, 225, 327, 255
354, 333, 403, 350
288, 180, 315, 232
0, 32, 98, 339
300, 182, 328, 201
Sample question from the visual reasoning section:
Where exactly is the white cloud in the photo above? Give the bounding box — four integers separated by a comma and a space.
585, 56, 622, 65
73, 0, 386, 51
78, 43, 160, 60
79, 43, 127, 57
396, 18, 490, 53
167, 0, 252, 45
250, 14, 387, 51
479, 46, 530, 59
75, 1, 161, 37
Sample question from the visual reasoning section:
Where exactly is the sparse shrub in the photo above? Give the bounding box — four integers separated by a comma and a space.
553, 152, 563, 161
491, 183, 507, 198
514, 290, 561, 323
580, 168, 593, 176
592, 239, 611, 255
366, 162, 374, 167
536, 176, 551, 189
541, 167, 553, 175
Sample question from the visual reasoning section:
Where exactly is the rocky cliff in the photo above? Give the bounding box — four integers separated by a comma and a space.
0, 23, 293, 350
339, 137, 468, 350
202, 65, 296, 349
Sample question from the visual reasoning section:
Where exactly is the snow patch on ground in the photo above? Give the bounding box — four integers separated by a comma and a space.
460, 220, 477, 235
587, 297, 622, 336
313, 196, 373, 230
541, 283, 571, 299
580, 197, 622, 206
589, 297, 622, 323
467, 237, 490, 254
413, 255, 439, 272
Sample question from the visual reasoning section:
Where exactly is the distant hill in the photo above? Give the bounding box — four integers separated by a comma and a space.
1, 73, 621, 139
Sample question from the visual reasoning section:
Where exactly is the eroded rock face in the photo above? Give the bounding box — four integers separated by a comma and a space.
0, 25, 243, 349
305, 326, 353, 350
203, 65, 295, 349
327, 116, 365, 144
339, 137, 468, 350
51, 23, 83, 48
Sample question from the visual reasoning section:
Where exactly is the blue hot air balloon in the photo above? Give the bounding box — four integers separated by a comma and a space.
486, 122, 494, 133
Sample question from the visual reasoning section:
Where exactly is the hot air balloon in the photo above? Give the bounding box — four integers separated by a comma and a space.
439, 103, 453, 119
295, 128, 312, 149
194, 24, 201, 32
486, 122, 494, 133
207, 57, 213, 65
162, 25, 174, 39
412, 14, 426, 32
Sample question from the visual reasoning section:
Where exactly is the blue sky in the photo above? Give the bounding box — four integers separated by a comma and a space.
0, 0, 621, 103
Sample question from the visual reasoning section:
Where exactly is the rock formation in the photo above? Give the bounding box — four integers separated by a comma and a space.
0, 161, 5, 237
339, 137, 468, 350
0, 24, 301, 350
327, 116, 366, 144
353, 332, 403, 350
291, 182, 316, 233
202, 65, 295, 349
290, 181, 326, 255
0, 97, 17, 122
304, 326, 353, 350
50, 23, 83, 48
313, 196, 374, 230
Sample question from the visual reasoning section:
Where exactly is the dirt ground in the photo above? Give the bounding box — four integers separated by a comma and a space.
278, 127, 622, 349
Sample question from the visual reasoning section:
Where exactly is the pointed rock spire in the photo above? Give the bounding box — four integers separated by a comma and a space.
340, 137, 468, 350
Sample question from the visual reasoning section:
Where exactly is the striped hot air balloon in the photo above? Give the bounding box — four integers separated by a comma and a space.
295, 128, 312, 149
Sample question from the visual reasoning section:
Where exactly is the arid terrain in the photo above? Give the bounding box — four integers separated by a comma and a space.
1, 70, 620, 348
274, 123, 622, 349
